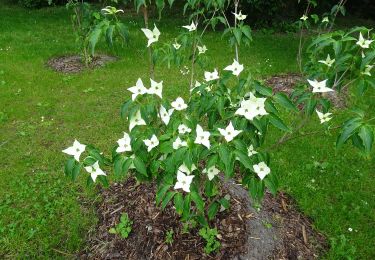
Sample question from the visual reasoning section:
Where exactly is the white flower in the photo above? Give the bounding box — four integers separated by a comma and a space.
253, 162, 270, 180
204, 69, 219, 82
178, 124, 192, 134
203, 166, 220, 180
178, 163, 197, 175
174, 170, 194, 192
143, 134, 159, 152
197, 45, 207, 54
171, 97, 188, 111
159, 105, 174, 125
148, 79, 163, 98
348, 228, 353, 232
85, 161, 106, 182
235, 92, 268, 120
173, 137, 188, 150
182, 21, 197, 31
362, 65, 373, 76
307, 79, 334, 93
128, 78, 148, 101
129, 110, 146, 131
141, 24, 160, 47
62, 140, 86, 162
322, 17, 329, 23
316, 110, 332, 124
318, 54, 335, 67
194, 124, 210, 149
218, 121, 242, 142
224, 59, 244, 76
173, 40, 181, 49
247, 145, 258, 157
233, 11, 247, 21
116, 132, 132, 153
101, 6, 124, 15
300, 15, 308, 21
356, 32, 373, 49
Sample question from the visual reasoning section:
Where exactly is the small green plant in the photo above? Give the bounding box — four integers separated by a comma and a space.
109, 213, 133, 238
198, 227, 221, 255
165, 229, 174, 245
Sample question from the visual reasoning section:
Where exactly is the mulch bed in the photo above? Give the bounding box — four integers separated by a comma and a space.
47, 54, 117, 73
81, 177, 327, 259
265, 73, 347, 108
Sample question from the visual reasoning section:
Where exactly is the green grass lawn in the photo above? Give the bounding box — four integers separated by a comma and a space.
0, 3, 374, 259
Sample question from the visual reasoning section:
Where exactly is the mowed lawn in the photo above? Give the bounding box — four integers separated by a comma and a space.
0, 3, 374, 258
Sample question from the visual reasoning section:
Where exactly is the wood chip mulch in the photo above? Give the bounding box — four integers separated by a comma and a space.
80, 177, 327, 259
47, 54, 117, 73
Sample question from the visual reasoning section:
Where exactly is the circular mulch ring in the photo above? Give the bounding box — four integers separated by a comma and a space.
81, 177, 327, 259
47, 54, 117, 73
265, 73, 347, 108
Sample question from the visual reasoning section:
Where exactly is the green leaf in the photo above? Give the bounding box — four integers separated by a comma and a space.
358, 125, 374, 156
233, 28, 242, 45
269, 114, 291, 132
255, 82, 273, 97
207, 202, 219, 220
241, 25, 252, 40
161, 191, 176, 210
234, 150, 252, 170
191, 191, 204, 213
88, 27, 102, 56
133, 157, 147, 176
156, 184, 171, 205
64, 158, 75, 178
174, 193, 184, 215
273, 92, 298, 112
336, 121, 362, 149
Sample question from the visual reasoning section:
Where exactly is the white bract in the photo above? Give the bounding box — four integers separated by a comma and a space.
203, 166, 220, 180
362, 65, 373, 76
224, 59, 244, 76
174, 170, 194, 192
173, 41, 181, 50
62, 140, 86, 162
178, 124, 192, 134
204, 69, 219, 82
233, 11, 247, 21
85, 161, 106, 182
247, 145, 258, 157
316, 110, 332, 124
129, 110, 146, 131
173, 137, 188, 150
235, 93, 268, 120
101, 6, 124, 15
178, 163, 197, 175
171, 97, 188, 110
182, 21, 197, 31
198, 45, 207, 54
141, 24, 160, 47
307, 79, 334, 93
194, 124, 211, 149
148, 79, 163, 98
116, 132, 132, 153
318, 54, 335, 67
300, 15, 308, 21
143, 134, 159, 152
356, 32, 373, 49
128, 78, 147, 101
218, 121, 242, 142
253, 162, 270, 180
322, 17, 329, 23
159, 105, 174, 125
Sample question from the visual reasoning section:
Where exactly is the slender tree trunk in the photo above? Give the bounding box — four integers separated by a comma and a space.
234, 0, 239, 62
142, 6, 155, 80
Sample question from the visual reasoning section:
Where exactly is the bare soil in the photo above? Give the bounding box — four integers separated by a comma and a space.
47, 54, 117, 73
81, 177, 327, 259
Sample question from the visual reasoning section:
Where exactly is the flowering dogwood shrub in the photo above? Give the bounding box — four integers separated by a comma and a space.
62, 1, 374, 247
